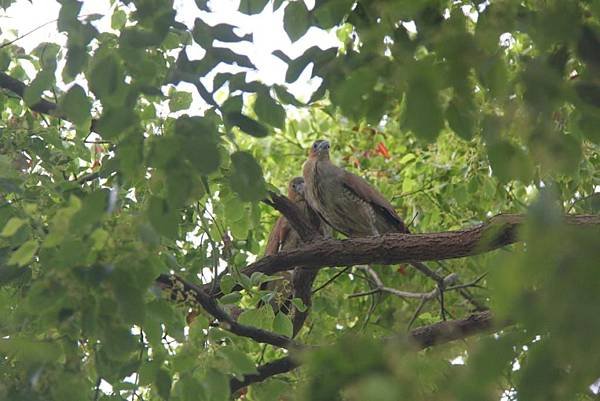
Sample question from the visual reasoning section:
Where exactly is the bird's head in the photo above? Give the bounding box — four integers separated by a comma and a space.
309, 139, 330, 161
288, 177, 305, 201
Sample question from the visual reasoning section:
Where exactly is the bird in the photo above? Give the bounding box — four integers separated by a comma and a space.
303, 139, 407, 237
303, 139, 442, 283
262, 176, 325, 336
264, 177, 318, 255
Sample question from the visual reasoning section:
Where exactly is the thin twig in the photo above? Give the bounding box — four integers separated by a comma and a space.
349, 268, 459, 301
0, 19, 59, 50
407, 297, 428, 331
312, 266, 351, 294
93, 377, 102, 401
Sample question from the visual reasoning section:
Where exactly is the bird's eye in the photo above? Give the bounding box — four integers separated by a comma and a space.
312, 143, 318, 149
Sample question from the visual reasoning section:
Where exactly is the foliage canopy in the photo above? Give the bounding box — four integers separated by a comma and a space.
0, 0, 599, 400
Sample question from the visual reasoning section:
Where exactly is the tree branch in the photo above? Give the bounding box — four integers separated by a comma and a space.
241, 214, 599, 278
230, 310, 504, 391
0, 71, 61, 116
156, 275, 298, 349
408, 310, 497, 348
0, 71, 100, 133
230, 356, 300, 393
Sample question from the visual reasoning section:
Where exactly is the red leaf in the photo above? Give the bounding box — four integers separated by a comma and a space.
376, 142, 390, 159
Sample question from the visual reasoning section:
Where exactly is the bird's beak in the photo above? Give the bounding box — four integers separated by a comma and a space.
296, 181, 305, 195
318, 140, 330, 152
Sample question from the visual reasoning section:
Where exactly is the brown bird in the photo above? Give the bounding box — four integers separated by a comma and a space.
262, 177, 325, 336
303, 139, 407, 236
303, 139, 442, 282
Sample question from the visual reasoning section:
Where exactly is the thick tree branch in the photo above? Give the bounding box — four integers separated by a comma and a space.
407, 310, 497, 348
156, 275, 298, 349
241, 214, 600, 278
230, 310, 504, 391
230, 356, 300, 393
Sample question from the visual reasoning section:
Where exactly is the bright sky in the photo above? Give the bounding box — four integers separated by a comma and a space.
0, 0, 339, 101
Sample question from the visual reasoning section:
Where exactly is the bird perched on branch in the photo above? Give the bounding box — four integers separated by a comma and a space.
303, 139, 442, 283
303, 139, 407, 236
262, 177, 325, 335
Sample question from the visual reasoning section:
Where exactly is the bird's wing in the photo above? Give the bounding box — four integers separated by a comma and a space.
264, 216, 290, 256
341, 170, 406, 231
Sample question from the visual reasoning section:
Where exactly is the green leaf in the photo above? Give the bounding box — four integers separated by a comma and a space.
94, 106, 137, 139
403, 73, 444, 141
291, 297, 308, 312
147, 196, 179, 239
111, 9, 127, 30
102, 326, 138, 360
219, 292, 242, 304
112, 270, 146, 325
23, 69, 54, 106
237, 273, 253, 290
446, 96, 476, 140
284, 1, 311, 42
487, 141, 533, 183
254, 91, 286, 129
61, 84, 91, 127
168, 90, 193, 112
247, 379, 289, 401
220, 274, 235, 294
0, 338, 62, 364
87, 50, 125, 104
194, 0, 210, 11
273, 84, 305, 106
174, 115, 221, 174
155, 368, 172, 400
203, 369, 230, 401
229, 151, 267, 202
8, 240, 38, 266
220, 347, 259, 375
178, 376, 207, 401
273, 0, 286, 11
139, 359, 161, 386
1, 217, 25, 237
314, 0, 353, 29
226, 112, 269, 138
237, 307, 273, 331
238, 0, 269, 15
273, 312, 293, 338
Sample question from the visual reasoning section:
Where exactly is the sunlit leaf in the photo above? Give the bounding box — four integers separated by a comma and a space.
61, 84, 91, 127
273, 312, 293, 338
284, 1, 311, 42
227, 112, 269, 138
8, 240, 38, 266
254, 90, 286, 129
229, 151, 267, 202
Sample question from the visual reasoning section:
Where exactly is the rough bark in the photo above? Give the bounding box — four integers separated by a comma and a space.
240, 214, 599, 279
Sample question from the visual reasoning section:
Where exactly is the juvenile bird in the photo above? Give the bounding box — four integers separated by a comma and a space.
303, 139, 441, 282
262, 177, 325, 335
264, 177, 315, 255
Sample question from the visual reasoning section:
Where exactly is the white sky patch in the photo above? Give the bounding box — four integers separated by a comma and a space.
1, 0, 339, 101
450, 355, 465, 365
